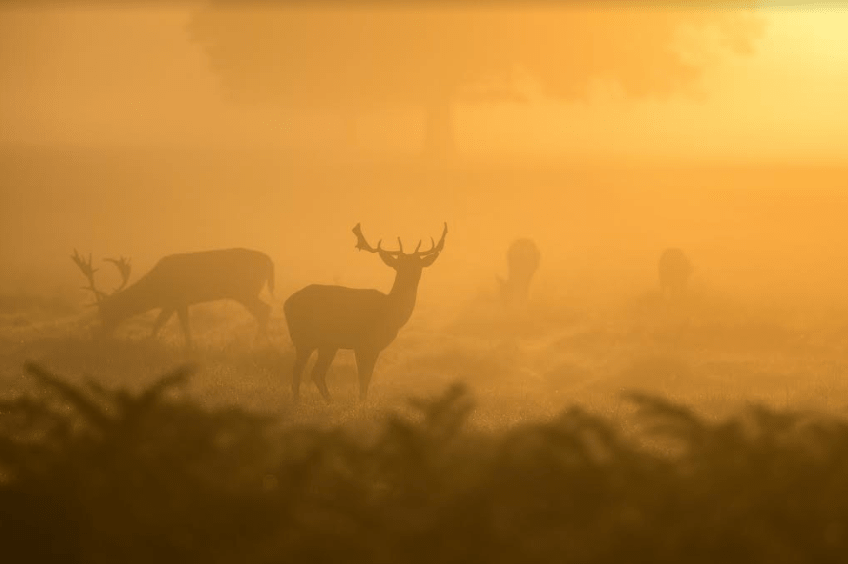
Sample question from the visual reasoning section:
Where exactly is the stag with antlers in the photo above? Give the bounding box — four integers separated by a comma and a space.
284, 222, 448, 403
72, 248, 275, 348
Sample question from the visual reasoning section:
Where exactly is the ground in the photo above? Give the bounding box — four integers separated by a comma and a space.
3, 286, 847, 443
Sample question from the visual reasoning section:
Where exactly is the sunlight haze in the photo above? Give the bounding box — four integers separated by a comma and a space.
0, 4, 845, 163
4, 6, 848, 560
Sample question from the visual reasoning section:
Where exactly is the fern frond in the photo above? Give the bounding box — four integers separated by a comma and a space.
23, 361, 111, 431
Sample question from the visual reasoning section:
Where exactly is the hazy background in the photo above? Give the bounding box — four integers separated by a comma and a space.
6, 8, 848, 560
2, 1, 847, 316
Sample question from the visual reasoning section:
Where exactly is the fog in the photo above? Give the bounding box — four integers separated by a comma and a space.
6, 151, 848, 317
2, 4, 847, 314
5, 4, 848, 561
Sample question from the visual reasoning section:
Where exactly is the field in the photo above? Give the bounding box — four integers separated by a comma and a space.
3, 286, 848, 563
4, 150, 848, 561
3, 283, 848, 425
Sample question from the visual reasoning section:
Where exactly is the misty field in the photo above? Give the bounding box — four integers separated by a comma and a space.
4, 0, 848, 558
5, 282, 848, 424
3, 279, 848, 562
4, 150, 848, 561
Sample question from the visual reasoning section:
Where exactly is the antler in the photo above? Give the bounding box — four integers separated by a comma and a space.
71, 250, 132, 305
352, 223, 448, 257
104, 256, 132, 293
71, 249, 107, 304
352, 223, 402, 256
410, 222, 448, 257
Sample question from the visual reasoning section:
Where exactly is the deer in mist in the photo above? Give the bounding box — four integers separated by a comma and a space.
72, 248, 274, 348
498, 238, 541, 308
658, 247, 693, 298
284, 222, 448, 403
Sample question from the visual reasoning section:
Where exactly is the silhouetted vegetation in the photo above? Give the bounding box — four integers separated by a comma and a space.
187, 5, 764, 158
2, 362, 847, 563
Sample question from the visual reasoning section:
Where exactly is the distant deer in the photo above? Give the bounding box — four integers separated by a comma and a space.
284, 222, 448, 403
72, 248, 274, 348
658, 247, 693, 297
498, 238, 541, 308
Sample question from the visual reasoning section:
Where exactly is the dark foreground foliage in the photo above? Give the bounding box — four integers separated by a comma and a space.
1, 363, 847, 564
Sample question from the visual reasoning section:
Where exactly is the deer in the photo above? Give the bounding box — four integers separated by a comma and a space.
497, 238, 541, 308
72, 248, 274, 348
284, 222, 448, 403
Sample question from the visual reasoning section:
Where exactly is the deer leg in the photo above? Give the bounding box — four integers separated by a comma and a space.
291, 346, 313, 403
354, 349, 379, 402
151, 308, 174, 339
177, 306, 192, 350
310, 348, 337, 404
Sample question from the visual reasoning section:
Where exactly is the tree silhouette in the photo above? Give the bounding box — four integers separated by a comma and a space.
187, 4, 764, 160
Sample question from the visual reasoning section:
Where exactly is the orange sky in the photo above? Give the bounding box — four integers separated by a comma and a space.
0, 4, 846, 163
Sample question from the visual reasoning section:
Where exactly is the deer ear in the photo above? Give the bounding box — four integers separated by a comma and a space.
420, 252, 440, 268
379, 252, 398, 268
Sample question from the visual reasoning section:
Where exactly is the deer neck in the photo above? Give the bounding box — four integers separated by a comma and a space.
385, 270, 422, 329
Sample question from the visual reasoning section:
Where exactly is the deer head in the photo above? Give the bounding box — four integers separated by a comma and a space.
71, 250, 132, 305
352, 222, 448, 281
71, 249, 132, 334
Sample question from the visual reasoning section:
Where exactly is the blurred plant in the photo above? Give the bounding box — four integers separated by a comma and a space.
0, 362, 280, 564
2, 364, 848, 563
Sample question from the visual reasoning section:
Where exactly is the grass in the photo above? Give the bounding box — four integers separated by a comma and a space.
2, 288, 848, 561
4, 288, 848, 422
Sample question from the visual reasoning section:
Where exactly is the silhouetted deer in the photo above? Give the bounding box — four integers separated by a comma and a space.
498, 238, 540, 308
284, 222, 448, 403
72, 248, 274, 348
658, 247, 693, 297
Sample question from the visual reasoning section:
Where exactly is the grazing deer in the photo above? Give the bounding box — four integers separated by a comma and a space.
498, 238, 541, 308
72, 248, 274, 348
658, 247, 693, 298
284, 222, 448, 403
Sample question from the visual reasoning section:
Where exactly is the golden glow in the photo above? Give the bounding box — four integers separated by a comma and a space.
1, 4, 847, 312
0, 5, 845, 162
5, 11, 848, 556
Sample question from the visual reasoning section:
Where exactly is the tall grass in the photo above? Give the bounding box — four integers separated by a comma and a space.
1, 362, 847, 563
